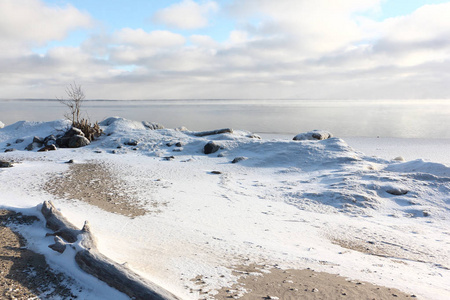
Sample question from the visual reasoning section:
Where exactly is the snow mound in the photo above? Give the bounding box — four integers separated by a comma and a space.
0, 119, 70, 148
100, 117, 148, 134
1, 117, 450, 299
142, 121, 164, 130
386, 159, 450, 178
293, 130, 333, 141
0, 120, 4, 128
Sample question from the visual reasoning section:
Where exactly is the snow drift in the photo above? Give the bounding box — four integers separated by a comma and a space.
1, 118, 449, 299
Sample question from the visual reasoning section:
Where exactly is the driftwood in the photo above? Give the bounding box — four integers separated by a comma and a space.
191, 128, 233, 137
41, 201, 180, 300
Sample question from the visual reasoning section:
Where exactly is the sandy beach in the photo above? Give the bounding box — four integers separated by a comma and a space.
1, 118, 449, 299
0, 210, 79, 299
3, 162, 418, 299
1, 210, 416, 300
3, 0, 450, 298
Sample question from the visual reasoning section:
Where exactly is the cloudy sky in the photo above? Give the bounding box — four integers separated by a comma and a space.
1, 0, 450, 100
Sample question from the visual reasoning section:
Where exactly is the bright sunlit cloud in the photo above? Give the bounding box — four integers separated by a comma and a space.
1, 0, 450, 100
152, 0, 219, 30
0, 0, 92, 54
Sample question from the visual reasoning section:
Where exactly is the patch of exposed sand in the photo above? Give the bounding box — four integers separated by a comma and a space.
330, 237, 449, 271
0, 210, 79, 299
44, 161, 148, 218
211, 264, 417, 300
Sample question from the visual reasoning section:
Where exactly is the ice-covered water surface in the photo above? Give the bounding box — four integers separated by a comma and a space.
0, 118, 449, 299
1, 99, 450, 138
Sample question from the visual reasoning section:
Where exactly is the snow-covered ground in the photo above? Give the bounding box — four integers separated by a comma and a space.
1, 118, 449, 299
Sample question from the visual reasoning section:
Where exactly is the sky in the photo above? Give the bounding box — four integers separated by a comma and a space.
1, 0, 450, 100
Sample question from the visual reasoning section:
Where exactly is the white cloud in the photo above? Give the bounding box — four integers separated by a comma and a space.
110, 28, 186, 64
226, 0, 383, 55
381, 3, 450, 43
114, 28, 186, 48
2, 0, 450, 100
153, 0, 218, 30
353, 3, 450, 67
189, 35, 218, 48
0, 0, 92, 54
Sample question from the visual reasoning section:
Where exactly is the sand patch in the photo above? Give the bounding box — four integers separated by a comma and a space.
330, 237, 449, 270
0, 210, 78, 299
212, 264, 416, 300
44, 161, 148, 217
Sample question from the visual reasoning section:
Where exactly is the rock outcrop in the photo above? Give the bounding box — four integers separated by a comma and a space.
142, 121, 164, 130
0, 160, 13, 168
293, 130, 333, 141
38, 144, 57, 152
193, 128, 233, 137
68, 135, 90, 148
56, 127, 90, 148
25, 134, 57, 151
204, 141, 221, 154
232, 156, 248, 164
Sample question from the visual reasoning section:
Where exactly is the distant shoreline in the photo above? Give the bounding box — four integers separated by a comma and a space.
2, 99, 450, 138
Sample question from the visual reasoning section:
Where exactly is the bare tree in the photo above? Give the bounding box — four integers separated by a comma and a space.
57, 82, 85, 124
57, 82, 103, 142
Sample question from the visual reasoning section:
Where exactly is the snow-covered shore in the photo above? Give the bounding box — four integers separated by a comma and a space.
1, 118, 449, 299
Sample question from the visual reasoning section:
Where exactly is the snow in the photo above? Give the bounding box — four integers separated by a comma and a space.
345, 137, 450, 167
293, 129, 333, 141
1, 118, 450, 299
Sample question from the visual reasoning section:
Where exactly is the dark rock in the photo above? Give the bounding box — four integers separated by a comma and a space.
211, 171, 222, 174
232, 156, 248, 164
175, 142, 184, 147
56, 127, 86, 148
4, 148, 15, 153
204, 141, 221, 154
163, 156, 175, 161
246, 134, 261, 139
192, 128, 233, 137
0, 160, 13, 168
6, 143, 11, 147
25, 142, 41, 151
173, 148, 182, 152
44, 135, 57, 146
15, 138, 24, 144
66, 127, 84, 137
124, 139, 139, 146
65, 159, 74, 164
68, 135, 90, 148
56, 136, 71, 148
38, 144, 57, 152
386, 188, 408, 196
33, 136, 44, 144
